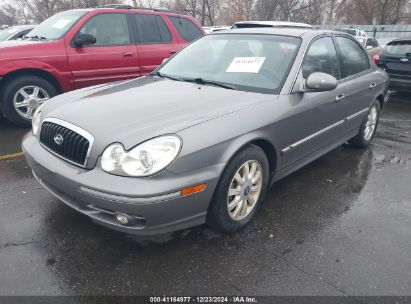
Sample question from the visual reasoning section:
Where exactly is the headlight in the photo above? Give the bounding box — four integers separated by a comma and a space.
32, 106, 43, 136
101, 135, 182, 177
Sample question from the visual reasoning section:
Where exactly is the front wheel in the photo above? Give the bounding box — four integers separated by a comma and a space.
348, 100, 381, 148
1, 75, 57, 127
207, 145, 269, 234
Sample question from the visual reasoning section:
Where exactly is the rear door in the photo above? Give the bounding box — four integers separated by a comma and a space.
66, 12, 140, 89
334, 35, 375, 137
132, 13, 177, 75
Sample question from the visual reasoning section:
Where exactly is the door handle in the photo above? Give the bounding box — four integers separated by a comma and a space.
335, 94, 345, 102
369, 82, 377, 89
169, 51, 177, 55
122, 52, 134, 57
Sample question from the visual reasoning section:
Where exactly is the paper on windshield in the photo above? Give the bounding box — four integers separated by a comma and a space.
226, 57, 266, 73
52, 19, 71, 29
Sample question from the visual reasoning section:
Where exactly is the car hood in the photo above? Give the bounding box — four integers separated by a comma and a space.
0, 40, 42, 49
42, 77, 274, 166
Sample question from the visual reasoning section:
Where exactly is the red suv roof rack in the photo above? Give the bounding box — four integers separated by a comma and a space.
97, 4, 186, 14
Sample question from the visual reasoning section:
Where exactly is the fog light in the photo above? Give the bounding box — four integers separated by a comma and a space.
115, 213, 130, 225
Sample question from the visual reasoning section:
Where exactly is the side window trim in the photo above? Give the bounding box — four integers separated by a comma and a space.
333, 34, 372, 81
331, 34, 345, 83
71, 12, 133, 48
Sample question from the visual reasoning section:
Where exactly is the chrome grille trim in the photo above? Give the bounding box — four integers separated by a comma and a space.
39, 117, 94, 168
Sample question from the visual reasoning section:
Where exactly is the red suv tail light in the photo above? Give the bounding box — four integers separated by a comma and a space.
373, 54, 380, 63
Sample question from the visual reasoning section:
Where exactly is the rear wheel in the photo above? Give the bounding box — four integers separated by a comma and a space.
207, 145, 269, 233
1, 75, 57, 127
348, 100, 381, 148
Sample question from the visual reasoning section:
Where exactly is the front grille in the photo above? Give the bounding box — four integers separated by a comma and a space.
40, 121, 90, 167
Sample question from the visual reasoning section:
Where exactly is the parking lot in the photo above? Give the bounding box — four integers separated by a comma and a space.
0, 93, 410, 296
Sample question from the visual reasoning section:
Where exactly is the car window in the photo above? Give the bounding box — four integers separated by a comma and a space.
336, 36, 370, 77
366, 38, 379, 48
78, 13, 130, 46
12, 28, 32, 40
168, 16, 202, 42
384, 41, 411, 56
302, 37, 341, 80
133, 14, 171, 44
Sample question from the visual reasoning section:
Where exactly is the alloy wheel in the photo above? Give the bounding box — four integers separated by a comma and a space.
364, 106, 378, 141
227, 160, 263, 221
13, 86, 50, 120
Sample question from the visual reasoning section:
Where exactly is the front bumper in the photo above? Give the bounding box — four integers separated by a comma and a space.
22, 133, 224, 235
389, 76, 411, 93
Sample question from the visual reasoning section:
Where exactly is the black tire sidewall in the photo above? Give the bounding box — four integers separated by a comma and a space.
1, 76, 57, 127
207, 144, 269, 234
360, 100, 381, 146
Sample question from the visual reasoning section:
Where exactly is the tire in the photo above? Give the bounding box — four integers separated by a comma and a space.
348, 100, 381, 148
207, 144, 269, 234
1, 75, 57, 127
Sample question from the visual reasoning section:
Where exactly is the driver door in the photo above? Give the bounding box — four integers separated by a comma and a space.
280, 36, 347, 167
66, 13, 140, 89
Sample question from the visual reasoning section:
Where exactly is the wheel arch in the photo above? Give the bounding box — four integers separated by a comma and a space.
0, 68, 63, 99
376, 94, 384, 110
218, 136, 279, 185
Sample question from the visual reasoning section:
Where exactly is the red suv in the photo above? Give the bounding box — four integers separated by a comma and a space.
0, 6, 204, 126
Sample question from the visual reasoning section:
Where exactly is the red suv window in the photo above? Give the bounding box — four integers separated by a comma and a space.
168, 16, 203, 42
133, 14, 172, 44
78, 13, 131, 46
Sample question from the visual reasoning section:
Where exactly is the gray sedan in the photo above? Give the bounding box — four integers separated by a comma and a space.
0, 25, 35, 41
23, 28, 389, 235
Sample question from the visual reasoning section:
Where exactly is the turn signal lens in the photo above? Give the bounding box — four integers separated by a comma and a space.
180, 184, 207, 197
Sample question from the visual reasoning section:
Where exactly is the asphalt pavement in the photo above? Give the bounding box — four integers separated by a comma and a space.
0, 94, 410, 296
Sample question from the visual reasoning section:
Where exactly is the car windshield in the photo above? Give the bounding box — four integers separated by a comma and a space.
26, 10, 86, 40
158, 34, 301, 94
384, 40, 411, 56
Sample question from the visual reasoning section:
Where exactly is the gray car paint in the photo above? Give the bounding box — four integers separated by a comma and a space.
22, 28, 390, 235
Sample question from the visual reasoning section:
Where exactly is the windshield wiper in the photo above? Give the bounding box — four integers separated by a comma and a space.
151, 71, 184, 82
26, 35, 48, 41
184, 78, 238, 90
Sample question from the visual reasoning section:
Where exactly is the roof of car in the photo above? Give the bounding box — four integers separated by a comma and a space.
388, 37, 411, 43
232, 21, 313, 28
211, 27, 346, 38
74, 6, 188, 16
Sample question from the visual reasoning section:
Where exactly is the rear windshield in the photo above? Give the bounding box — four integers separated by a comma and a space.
384, 41, 411, 56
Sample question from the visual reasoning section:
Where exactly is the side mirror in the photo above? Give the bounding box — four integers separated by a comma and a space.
73, 33, 96, 48
305, 72, 338, 92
